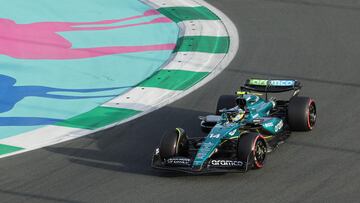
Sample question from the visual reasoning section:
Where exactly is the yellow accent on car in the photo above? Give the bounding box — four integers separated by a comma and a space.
236, 91, 262, 96
175, 128, 181, 135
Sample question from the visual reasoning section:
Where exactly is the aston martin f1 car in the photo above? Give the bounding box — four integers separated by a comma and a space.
152, 79, 317, 173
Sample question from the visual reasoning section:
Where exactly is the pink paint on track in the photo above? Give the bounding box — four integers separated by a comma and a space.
0, 10, 175, 60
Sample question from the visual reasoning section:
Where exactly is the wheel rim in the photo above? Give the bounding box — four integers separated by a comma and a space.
308, 101, 316, 128
254, 139, 266, 168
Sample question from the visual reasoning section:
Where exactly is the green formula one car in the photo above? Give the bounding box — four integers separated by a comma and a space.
152, 79, 317, 173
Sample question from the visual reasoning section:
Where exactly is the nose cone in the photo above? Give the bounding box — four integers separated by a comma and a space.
192, 126, 224, 169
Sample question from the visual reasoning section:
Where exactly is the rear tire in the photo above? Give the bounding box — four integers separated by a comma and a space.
237, 132, 267, 169
216, 95, 238, 115
159, 128, 188, 159
288, 97, 317, 131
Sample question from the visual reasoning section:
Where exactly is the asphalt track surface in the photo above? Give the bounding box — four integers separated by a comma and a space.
1, 0, 360, 202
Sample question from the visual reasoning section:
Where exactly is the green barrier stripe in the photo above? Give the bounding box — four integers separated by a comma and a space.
158, 6, 219, 23
0, 144, 24, 155
54, 7, 227, 131
139, 70, 209, 90
56, 107, 141, 130
174, 36, 229, 53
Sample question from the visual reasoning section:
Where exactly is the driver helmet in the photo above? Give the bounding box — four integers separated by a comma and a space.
230, 110, 245, 122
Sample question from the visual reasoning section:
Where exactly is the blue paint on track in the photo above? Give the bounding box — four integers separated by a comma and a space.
0, 0, 179, 139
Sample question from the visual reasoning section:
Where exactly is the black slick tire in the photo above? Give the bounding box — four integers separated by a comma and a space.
237, 132, 267, 169
288, 96, 317, 131
159, 128, 188, 159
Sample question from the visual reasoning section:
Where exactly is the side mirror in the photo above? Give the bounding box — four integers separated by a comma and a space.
219, 108, 227, 113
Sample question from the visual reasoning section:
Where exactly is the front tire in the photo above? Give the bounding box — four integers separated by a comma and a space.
288, 97, 317, 131
237, 132, 267, 169
159, 128, 188, 159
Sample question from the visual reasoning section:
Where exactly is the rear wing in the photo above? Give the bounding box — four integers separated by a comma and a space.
238, 78, 301, 98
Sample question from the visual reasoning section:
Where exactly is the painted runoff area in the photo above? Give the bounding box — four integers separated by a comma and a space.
0, 0, 178, 154
0, 0, 239, 157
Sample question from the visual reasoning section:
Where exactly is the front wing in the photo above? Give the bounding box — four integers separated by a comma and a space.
151, 150, 250, 174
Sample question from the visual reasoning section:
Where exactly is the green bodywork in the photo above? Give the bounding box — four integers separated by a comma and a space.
193, 94, 284, 168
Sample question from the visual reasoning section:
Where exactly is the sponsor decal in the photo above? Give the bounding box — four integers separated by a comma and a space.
228, 129, 237, 136
196, 140, 219, 160
209, 160, 243, 167
166, 157, 191, 166
249, 79, 295, 87
275, 120, 283, 132
249, 79, 268, 86
270, 80, 295, 86
200, 142, 214, 152
253, 119, 262, 124
263, 122, 273, 128
202, 141, 214, 148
